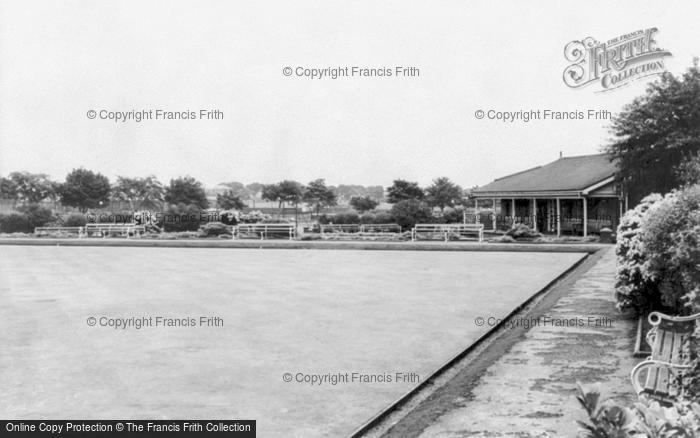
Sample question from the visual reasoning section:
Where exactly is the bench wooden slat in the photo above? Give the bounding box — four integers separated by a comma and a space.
235, 224, 296, 240
631, 311, 699, 403
411, 223, 484, 242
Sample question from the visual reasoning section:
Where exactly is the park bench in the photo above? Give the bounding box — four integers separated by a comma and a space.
411, 223, 484, 242
84, 223, 145, 238
319, 223, 402, 234
235, 223, 296, 240
320, 224, 362, 234
34, 226, 85, 237
630, 311, 699, 404
359, 223, 402, 233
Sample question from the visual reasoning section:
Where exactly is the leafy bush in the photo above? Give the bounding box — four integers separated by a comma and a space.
63, 213, 87, 227
614, 194, 663, 313
506, 223, 541, 239
0, 232, 30, 238
443, 207, 465, 224
144, 223, 161, 234
360, 213, 376, 224
576, 382, 700, 437
219, 210, 238, 225
300, 233, 322, 241
615, 185, 700, 314
238, 210, 272, 223
372, 212, 394, 224
390, 200, 432, 229
639, 185, 700, 313
198, 222, 232, 237
158, 203, 203, 232
261, 217, 291, 224
334, 213, 361, 224
0, 213, 30, 233
16, 204, 54, 230
490, 235, 516, 243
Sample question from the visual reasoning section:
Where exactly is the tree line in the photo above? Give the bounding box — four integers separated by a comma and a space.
0, 170, 468, 217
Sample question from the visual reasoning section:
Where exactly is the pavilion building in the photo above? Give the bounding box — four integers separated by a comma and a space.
470, 153, 626, 236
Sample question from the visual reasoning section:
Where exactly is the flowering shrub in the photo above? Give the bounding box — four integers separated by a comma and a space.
63, 213, 87, 227
640, 185, 700, 313
576, 383, 700, 437
238, 210, 272, 223
198, 222, 232, 237
614, 185, 700, 314
614, 194, 663, 313
506, 223, 541, 239
158, 203, 203, 232
0, 213, 31, 233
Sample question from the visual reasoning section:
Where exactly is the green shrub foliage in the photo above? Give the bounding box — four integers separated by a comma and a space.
506, 223, 541, 239
63, 213, 87, 227
390, 200, 432, 229
158, 203, 203, 232
614, 194, 664, 313
16, 204, 54, 230
575, 382, 700, 437
0, 213, 30, 233
198, 222, 232, 237
615, 185, 700, 314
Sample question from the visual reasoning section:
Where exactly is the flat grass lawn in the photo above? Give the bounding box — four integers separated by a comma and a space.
0, 246, 584, 437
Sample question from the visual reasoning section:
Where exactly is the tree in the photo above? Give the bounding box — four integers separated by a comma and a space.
334, 185, 364, 203
605, 60, 700, 205
7, 171, 57, 203
390, 199, 432, 229
677, 152, 700, 187
59, 168, 111, 212
217, 190, 247, 210
246, 182, 264, 208
366, 185, 385, 202
164, 176, 208, 209
111, 175, 164, 210
349, 196, 378, 213
278, 180, 304, 221
219, 181, 250, 199
303, 179, 337, 216
0, 176, 17, 199
425, 177, 463, 211
386, 179, 424, 203
333, 184, 384, 204
262, 183, 283, 210
246, 183, 263, 199
16, 203, 54, 230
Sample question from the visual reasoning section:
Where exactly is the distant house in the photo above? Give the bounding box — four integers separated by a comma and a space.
470, 153, 626, 236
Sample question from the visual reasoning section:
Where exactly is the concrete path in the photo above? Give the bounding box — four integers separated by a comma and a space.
388, 247, 639, 437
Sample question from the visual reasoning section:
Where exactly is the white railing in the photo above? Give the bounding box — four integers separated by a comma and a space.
84, 223, 146, 238
411, 223, 484, 242
234, 224, 296, 240
34, 226, 85, 237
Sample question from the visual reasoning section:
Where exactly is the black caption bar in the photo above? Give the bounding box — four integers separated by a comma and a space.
1, 421, 255, 437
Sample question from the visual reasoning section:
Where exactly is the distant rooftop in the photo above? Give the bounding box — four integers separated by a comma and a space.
472, 153, 616, 194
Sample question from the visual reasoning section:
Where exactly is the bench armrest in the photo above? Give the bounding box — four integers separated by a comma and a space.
630, 359, 691, 395
649, 311, 700, 325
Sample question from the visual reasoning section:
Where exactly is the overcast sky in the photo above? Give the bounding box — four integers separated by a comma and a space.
0, 0, 698, 188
